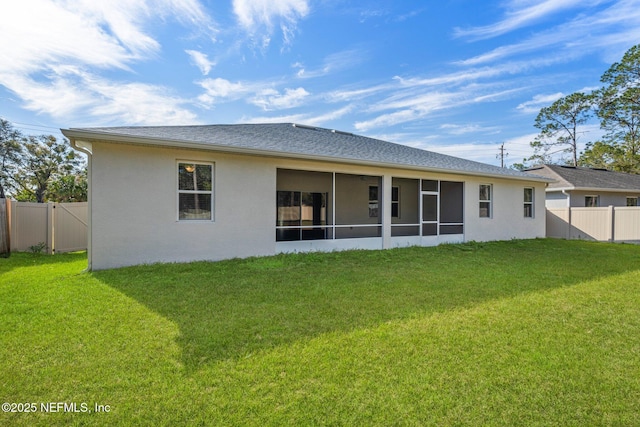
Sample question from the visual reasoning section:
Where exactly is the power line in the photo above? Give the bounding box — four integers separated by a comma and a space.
0, 117, 64, 137
496, 143, 509, 168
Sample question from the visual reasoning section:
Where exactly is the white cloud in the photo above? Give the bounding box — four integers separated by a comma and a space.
456, 0, 640, 66
250, 87, 310, 110
440, 123, 501, 135
243, 104, 354, 126
454, 0, 598, 40
516, 92, 564, 114
196, 78, 248, 105
294, 49, 368, 79
5, 67, 198, 125
0, 0, 211, 75
186, 50, 216, 75
0, 0, 211, 125
232, 0, 309, 47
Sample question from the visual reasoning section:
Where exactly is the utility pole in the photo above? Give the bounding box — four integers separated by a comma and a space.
497, 143, 508, 168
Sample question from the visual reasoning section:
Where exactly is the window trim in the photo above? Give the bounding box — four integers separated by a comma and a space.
524, 187, 534, 218
626, 196, 639, 207
585, 195, 599, 207
177, 161, 214, 222
479, 184, 492, 218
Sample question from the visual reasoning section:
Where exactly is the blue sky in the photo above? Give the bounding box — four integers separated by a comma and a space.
1, 0, 639, 167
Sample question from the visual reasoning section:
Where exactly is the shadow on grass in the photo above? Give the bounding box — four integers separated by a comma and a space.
93, 239, 640, 370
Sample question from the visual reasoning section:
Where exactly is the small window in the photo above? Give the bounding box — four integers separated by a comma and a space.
479, 184, 492, 218
391, 186, 400, 218
178, 162, 213, 220
369, 186, 379, 217
627, 197, 638, 207
524, 188, 534, 218
585, 196, 599, 207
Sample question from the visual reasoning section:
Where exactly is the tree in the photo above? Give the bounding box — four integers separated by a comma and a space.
0, 119, 24, 257
593, 44, 640, 173
579, 140, 624, 170
12, 135, 83, 203
529, 92, 594, 167
47, 171, 88, 202
0, 119, 24, 198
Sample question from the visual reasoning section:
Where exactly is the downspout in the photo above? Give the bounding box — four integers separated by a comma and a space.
71, 139, 93, 271
561, 189, 571, 239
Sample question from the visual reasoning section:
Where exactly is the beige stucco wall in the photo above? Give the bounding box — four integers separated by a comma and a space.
90, 142, 276, 269
87, 141, 546, 269
464, 177, 546, 242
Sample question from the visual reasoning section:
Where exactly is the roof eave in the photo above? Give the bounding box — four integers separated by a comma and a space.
549, 186, 640, 193
61, 128, 550, 183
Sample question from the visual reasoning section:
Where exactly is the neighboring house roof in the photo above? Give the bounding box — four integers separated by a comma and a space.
525, 164, 640, 192
62, 123, 549, 182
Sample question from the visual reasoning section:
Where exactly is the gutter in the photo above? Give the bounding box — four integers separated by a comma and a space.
61, 128, 552, 184
65, 135, 93, 271
550, 186, 640, 194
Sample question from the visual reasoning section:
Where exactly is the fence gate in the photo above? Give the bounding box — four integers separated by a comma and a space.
9, 201, 88, 253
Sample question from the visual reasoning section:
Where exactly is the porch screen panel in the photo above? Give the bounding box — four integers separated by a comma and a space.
422, 194, 438, 236
391, 178, 420, 237
440, 181, 464, 235
335, 173, 382, 239
277, 191, 301, 241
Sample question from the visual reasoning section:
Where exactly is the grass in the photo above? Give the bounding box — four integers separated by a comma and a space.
1, 239, 639, 426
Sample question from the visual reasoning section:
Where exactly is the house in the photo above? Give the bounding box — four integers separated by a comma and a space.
524, 164, 640, 208
62, 123, 550, 270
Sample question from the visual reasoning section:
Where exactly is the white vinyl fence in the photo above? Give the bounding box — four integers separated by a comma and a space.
8, 200, 88, 253
547, 206, 640, 243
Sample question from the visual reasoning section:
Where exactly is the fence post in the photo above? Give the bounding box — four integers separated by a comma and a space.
608, 205, 614, 242
0, 198, 10, 257
47, 202, 54, 254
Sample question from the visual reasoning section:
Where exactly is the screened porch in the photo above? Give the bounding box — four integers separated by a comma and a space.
276, 169, 464, 244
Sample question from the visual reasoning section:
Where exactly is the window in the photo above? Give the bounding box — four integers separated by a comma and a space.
369, 186, 379, 217
627, 197, 638, 206
479, 184, 492, 218
524, 188, 534, 218
585, 196, 599, 207
391, 186, 400, 218
178, 162, 213, 220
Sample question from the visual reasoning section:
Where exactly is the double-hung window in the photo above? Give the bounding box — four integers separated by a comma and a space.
524, 188, 534, 218
178, 162, 213, 220
479, 184, 492, 218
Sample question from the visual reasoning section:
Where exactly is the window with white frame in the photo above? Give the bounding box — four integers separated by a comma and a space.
524, 187, 534, 218
479, 184, 492, 218
178, 162, 213, 220
585, 195, 599, 207
627, 197, 638, 206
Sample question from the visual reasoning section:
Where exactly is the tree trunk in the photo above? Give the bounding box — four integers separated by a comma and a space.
0, 198, 10, 258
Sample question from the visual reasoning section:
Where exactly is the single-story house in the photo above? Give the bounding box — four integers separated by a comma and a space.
62, 123, 550, 270
524, 164, 640, 208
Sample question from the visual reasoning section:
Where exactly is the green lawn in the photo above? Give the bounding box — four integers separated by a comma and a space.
1, 239, 639, 426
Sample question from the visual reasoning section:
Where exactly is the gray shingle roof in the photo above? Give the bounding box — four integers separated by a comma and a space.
525, 164, 640, 191
63, 123, 548, 181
